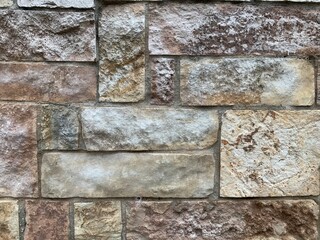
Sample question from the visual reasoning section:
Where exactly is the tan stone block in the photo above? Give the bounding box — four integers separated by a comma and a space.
0, 200, 19, 240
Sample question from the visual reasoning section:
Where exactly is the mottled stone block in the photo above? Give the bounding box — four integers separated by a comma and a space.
40, 105, 79, 150
74, 202, 122, 239
151, 58, 175, 105
99, 4, 145, 102
317, 60, 320, 104
0, 63, 96, 103
0, 10, 95, 61
0, 0, 12, 7
221, 110, 320, 197
0, 104, 38, 197
125, 200, 319, 240
180, 58, 314, 106
18, 0, 94, 8
262, 0, 319, 2
41, 152, 214, 198
0, 200, 19, 240
149, 3, 320, 56
24, 200, 69, 240
81, 107, 218, 151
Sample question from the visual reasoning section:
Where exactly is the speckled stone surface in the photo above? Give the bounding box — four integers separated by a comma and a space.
0, 0, 12, 7
125, 200, 319, 240
17, 0, 94, 8
0, 200, 19, 240
24, 200, 69, 240
220, 110, 320, 197
149, 3, 320, 56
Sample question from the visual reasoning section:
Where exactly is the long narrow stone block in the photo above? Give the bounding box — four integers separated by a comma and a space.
41, 152, 215, 198
17, 0, 94, 8
74, 202, 122, 240
0, 63, 96, 102
317, 60, 320, 104
221, 110, 320, 197
181, 58, 314, 106
0, 10, 95, 61
81, 107, 218, 151
0, 200, 19, 240
125, 200, 319, 240
99, 4, 145, 102
0, 104, 38, 197
149, 3, 320, 56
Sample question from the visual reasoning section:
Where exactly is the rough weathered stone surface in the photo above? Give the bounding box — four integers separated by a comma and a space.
180, 58, 314, 106
0, 0, 12, 6
125, 200, 319, 240
317, 60, 320, 104
40, 105, 79, 150
149, 3, 320, 56
0, 104, 38, 197
81, 107, 218, 151
18, 0, 94, 8
221, 110, 320, 197
0, 10, 95, 61
0, 63, 96, 102
0, 201, 19, 240
25, 200, 69, 240
99, 4, 145, 102
151, 58, 175, 105
74, 202, 122, 240
41, 152, 214, 198
263, 0, 319, 2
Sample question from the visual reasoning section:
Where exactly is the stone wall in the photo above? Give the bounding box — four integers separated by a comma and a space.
0, 0, 319, 239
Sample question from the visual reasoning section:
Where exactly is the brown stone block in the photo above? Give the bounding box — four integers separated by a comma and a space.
0, 200, 19, 240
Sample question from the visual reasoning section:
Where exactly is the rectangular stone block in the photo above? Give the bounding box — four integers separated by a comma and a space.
0, 0, 12, 6
0, 63, 96, 103
81, 107, 218, 151
0, 10, 95, 61
24, 200, 69, 240
0, 104, 38, 197
41, 152, 215, 198
180, 58, 314, 106
149, 3, 320, 56
74, 202, 122, 240
18, 0, 94, 8
125, 200, 319, 240
151, 58, 175, 105
99, 4, 145, 102
221, 110, 320, 197
40, 105, 79, 150
0, 200, 19, 240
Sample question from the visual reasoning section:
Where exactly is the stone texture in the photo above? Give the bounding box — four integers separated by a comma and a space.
262, 0, 319, 2
0, 104, 38, 197
40, 105, 79, 150
0, 200, 19, 240
151, 58, 175, 105
221, 110, 320, 197
0, 0, 12, 7
41, 152, 214, 198
81, 107, 218, 151
99, 4, 145, 102
0, 10, 95, 61
24, 200, 69, 240
125, 200, 319, 240
149, 3, 320, 56
0, 63, 96, 103
18, 0, 94, 8
74, 202, 122, 240
180, 58, 314, 106
317, 60, 320, 105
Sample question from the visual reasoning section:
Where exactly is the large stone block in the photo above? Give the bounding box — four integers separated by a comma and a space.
40, 105, 79, 150
149, 3, 320, 56
181, 58, 314, 106
17, 0, 94, 8
24, 200, 69, 240
125, 200, 319, 240
0, 200, 19, 240
41, 152, 215, 198
0, 0, 12, 7
0, 63, 96, 102
81, 108, 218, 151
74, 202, 122, 240
99, 4, 145, 102
0, 10, 96, 61
221, 110, 320, 197
0, 104, 38, 197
